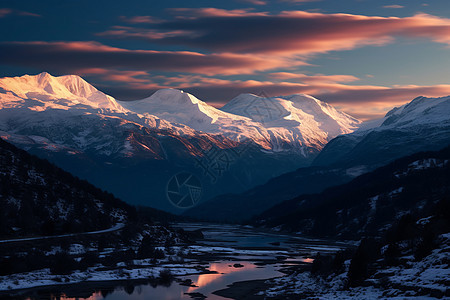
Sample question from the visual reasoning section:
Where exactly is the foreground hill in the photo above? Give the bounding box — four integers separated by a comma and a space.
253, 146, 450, 298
253, 145, 450, 239
0, 137, 200, 294
0, 137, 136, 238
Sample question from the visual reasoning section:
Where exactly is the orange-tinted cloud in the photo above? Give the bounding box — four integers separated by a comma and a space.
279, 0, 322, 3
0, 8, 12, 17
382, 5, 404, 9
237, 0, 268, 5
119, 15, 163, 24
98, 73, 450, 120
0, 8, 40, 18
101, 10, 450, 56
78, 68, 151, 84
97, 26, 192, 40
0, 41, 300, 76
2, 8, 450, 121
168, 8, 269, 18
269, 72, 359, 83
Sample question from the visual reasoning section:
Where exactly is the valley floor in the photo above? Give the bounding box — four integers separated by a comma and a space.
0, 224, 448, 299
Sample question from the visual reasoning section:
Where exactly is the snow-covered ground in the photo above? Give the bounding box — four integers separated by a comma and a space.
0, 223, 125, 244
0, 263, 198, 291
260, 233, 450, 299
0, 243, 198, 292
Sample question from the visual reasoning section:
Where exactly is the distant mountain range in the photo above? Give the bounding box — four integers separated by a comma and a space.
2, 72, 449, 218
0, 72, 359, 212
122, 88, 359, 153
185, 95, 450, 221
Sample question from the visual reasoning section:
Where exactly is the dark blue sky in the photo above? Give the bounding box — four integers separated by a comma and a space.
1, 0, 449, 119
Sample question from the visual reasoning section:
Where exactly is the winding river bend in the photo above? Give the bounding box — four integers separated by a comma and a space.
8, 223, 349, 300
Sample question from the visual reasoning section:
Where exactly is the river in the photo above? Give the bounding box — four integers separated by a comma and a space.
8, 223, 349, 300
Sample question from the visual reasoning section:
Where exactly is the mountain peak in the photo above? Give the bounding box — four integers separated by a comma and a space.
0, 73, 362, 156
119, 88, 236, 132
120, 88, 205, 115
0, 72, 123, 111
152, 88, 185, 96
221, 92, 360, 131
36, 71, 51, 80
148, 88, 200, 105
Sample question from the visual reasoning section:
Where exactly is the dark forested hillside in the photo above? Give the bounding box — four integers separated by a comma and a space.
0, 137, 137, 238
184, 166, 354, 222
0, 137, 195, 288
253, 145, 450, 240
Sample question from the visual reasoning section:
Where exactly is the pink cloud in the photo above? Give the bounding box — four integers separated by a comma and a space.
268, 72, 359, 83
99, 73, 450, 120
0, 41, 301, 76
237, 0, 268, 5
119, 15, 163, 24
163, 76, 450, 120
0, 8, 40, 18
0, 8, 12, 17
102, 10, 450, 56
77, 68, 151, 84
168, 7, 269, 18
279, 0, 322, 3
98, 26, 192, 40
382, 5, 405, 9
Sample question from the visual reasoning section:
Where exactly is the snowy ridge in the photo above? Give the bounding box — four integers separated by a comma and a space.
0, 72, 362, 157
120, 88, 268, 145
357, 95, 450, 133
313, 94, 450, 168
221, 93, 360, 151
0, 73, 222, 158
0, 72, 124, 112
121, 89, 361, 154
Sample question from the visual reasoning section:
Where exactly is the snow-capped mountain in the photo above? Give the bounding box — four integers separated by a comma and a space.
121, 89, 361, 154
221, 93, 360, 152
313, 95, 450, 168
0, 73, 361, 158
357, 95, 450, 132
0, 72, 359, 211
0, 73, 233, 158
0, 72, 124, 112
0, 73, 250, 212
120, 88, 270, 146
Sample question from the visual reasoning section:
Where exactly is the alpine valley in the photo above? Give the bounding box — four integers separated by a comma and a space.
0, 72, 449, 300
2, 0, 450, 298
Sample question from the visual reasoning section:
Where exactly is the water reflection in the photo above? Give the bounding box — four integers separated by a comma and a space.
49, 292, 103, 300
186, 261, 275, 298
33, 261, 280, 300
14, 223, 344, 300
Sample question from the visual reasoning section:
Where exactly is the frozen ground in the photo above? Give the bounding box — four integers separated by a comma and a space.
260, 233, 450, 299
